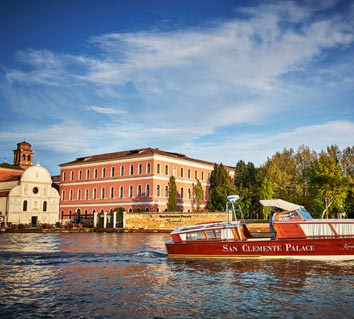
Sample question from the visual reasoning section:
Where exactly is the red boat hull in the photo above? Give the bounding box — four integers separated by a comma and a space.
165, 238, 354, 261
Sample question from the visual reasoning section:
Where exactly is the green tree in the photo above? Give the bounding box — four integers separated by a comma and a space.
341, 146, 354, 216
192, 178, 204, 211
259, 176, 274, 219
309, 148, 348, 218
234, 160, 258, 217
167, 176, 177, 211
206, 163, 236, 211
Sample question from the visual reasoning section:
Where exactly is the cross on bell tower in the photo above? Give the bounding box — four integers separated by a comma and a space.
13, 141, 34, 169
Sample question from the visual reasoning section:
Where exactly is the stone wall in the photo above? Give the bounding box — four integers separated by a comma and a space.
124, 211, 229, 231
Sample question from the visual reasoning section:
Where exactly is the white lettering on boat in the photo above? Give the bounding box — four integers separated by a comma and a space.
223, 245, 238, 252
285, 244, 315, 252
242, 244, 282, 252
342, 243, 354, 250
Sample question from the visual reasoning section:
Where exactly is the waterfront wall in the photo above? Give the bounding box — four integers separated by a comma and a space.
124, 211, 229, 231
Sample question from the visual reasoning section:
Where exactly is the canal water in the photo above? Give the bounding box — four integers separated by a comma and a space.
0, 233, 353, 319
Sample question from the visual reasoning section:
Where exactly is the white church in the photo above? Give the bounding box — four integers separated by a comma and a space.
0, 142, 59, 226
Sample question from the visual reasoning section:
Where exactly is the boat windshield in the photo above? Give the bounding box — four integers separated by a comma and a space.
298, 207, 312, 220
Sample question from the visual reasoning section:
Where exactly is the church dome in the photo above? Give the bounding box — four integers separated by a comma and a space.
20, 163, 52, 184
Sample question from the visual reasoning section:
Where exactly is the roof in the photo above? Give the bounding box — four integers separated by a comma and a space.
0, 175, 21, 182
0, 162, 23, 171
60, 147, 231, 169
259, 199, 302, 211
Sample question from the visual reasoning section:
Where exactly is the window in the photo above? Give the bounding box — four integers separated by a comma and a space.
173, 166, 176, 176
157, 163, 160, 174
129, 186, 133, 197
138, 164, 142, 174
188, 169, 191, 178
79, 170, 82, 180
69, 190, 73, 200
110, 187, 114, 198
101, 187, 105, 199
165, 165, 169, 175
181, 168, 184, 177
120, 166, 124, 176
146, 184, 150, 197
85, 188, 89, 200
86, 169, 90, 179
146, 163, 151, 174
180, 187, 184, 199
137, 185, 142, 197
43, 201, 47, 212
71, 171, 74, 180
130, 164, 134, 175
63, 172, 66, 181
156, 185, 160, 197
195, 170, 198, 179
77, 189, 81, 200
188, 188, 191, 199
23, 200, 28, 212
119, 186, 124, 198
165, 186, 168, 197
102, 168, 106, 178
201, 171, 204, 180
93, 188, 97, 200
62, 190, 65, 201
111, 167, 115, 177
94, 169, 98, 179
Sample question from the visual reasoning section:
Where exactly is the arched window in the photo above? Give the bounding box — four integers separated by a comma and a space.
129, 186, 133, 198
156, 185, 160, 197
86, 169, 90, 179
84, 210, 88, 218
111, 167, 115, 177
61, 190, 65, 201
157, 163, 160, 174
62, 172, 66, 181
130, 164, 134, 175
201, 171, 204, 180
146, 163, 151, 174
94, 169, 98, 179
119, 186, 124, 198
137, 185, 142, 197
101, 187, 105, 199
188, 188, 191, 199
146, 184, 150, 197
102, 168, 106, 178
180, 187, 184, 199
77, 189, 81, 200
188, 169, 191, 178
120, 166, 124, 176
110, 187, 114, 199
180, 167, 184, 177
85, 188, 89, 200
43, 201, 47, 212
23, 200, 28, 211
93, 188, 97, 200
195, 170, 198, 179
138, 164, 142, 174
70, 171, 74, 180
79, 170, 82, 180
165, 186, 168, 197
173, 166, 176, 176
165, 165, 169, 175
69, 190, 73, 200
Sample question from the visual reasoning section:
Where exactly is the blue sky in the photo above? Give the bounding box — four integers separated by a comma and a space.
0, 0, 354, 175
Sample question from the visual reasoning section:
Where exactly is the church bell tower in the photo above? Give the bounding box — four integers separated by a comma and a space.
13, 141, 34, 169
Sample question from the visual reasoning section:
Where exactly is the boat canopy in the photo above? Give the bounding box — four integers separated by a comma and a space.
259, 199, 302, 211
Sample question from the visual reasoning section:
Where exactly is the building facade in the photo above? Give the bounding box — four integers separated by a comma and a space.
0, 142, 60, 226
59, 148, 234, 224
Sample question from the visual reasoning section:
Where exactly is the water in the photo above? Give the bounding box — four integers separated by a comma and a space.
0, 233, 353, 319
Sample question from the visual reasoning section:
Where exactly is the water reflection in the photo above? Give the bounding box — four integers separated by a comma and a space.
0, 233, 353, 319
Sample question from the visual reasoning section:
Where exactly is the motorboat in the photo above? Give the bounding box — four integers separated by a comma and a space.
165, 195, 354, 260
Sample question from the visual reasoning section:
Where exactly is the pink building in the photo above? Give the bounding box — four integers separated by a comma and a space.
59, 148, 234, 224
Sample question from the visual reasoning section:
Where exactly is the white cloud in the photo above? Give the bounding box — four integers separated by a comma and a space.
87, 105, 126, 115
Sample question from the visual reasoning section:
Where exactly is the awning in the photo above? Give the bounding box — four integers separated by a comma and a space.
259, 199, 302, 211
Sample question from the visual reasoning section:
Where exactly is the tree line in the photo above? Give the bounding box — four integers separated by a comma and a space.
206, 145, 354, 219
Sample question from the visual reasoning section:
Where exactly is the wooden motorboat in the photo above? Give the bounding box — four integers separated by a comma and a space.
165, 195, 354, 261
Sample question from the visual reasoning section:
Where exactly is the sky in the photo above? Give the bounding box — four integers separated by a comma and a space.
0, 0, 354, 175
